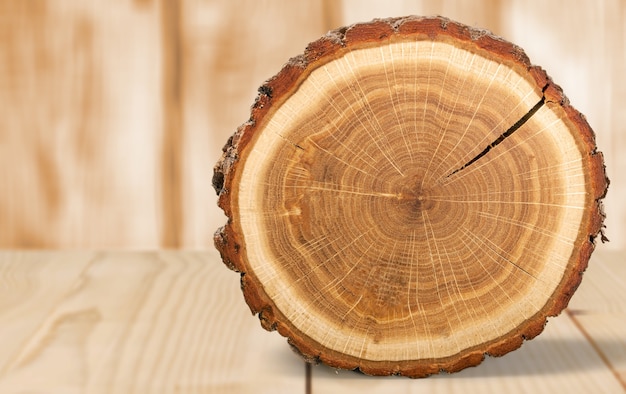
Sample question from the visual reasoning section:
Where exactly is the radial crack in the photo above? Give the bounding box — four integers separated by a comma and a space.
446, 86, 547, 178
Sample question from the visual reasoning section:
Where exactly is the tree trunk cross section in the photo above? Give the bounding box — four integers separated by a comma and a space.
213, 16, 608, 377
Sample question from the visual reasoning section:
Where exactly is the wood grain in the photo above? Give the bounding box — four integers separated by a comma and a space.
311, 249, 626, 391
311, 310, 626, 392
0, 250, 624, 392
0, 251, 305, 394
0, 0, 164, 248
337, 0, 624, 250
0, 0, 622, 250
160, 0, 184, 248
568, 250, 626, 389
179, 0, 332, 246
213, 16, 606, 376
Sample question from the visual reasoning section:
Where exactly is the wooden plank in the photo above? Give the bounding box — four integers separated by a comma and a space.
0, 252, 96, 373
568, 249, 626, 389
569, 313, 626, 389
0, 250, 623, 391
178, 0, 333, 246
160, 0, 185, 248
310, 249, 626, 392
311, 315, 624, 392
501, 0, 625, 251
569, 249, 626, 314
0, 1, 163, 248
0, 251, 305, 393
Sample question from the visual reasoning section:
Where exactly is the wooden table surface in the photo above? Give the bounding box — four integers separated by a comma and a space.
0, 249, 624, 393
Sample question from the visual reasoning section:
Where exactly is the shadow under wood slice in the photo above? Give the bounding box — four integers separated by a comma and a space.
212, 16, 609, 377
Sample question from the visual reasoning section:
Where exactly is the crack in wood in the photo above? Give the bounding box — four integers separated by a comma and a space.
446, 85, 548, 178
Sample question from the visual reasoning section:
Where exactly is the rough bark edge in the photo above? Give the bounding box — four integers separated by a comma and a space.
212, 16, 609, 377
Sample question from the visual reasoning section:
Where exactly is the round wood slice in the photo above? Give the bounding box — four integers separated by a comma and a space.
213, 16, 608, 377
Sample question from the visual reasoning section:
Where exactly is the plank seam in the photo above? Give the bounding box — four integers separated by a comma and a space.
565, 309, 626, 391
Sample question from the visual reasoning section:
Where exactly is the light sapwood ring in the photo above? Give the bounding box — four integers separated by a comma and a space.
213, 16, 608, 377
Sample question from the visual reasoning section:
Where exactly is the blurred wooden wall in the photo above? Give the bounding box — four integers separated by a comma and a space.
0, 0, 623, 249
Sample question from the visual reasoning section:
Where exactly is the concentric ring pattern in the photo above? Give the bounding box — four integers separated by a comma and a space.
213, 16, 608, 377
233, 36, 592, 365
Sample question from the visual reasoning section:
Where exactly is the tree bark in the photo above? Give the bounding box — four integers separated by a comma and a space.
213, 16, 608, 377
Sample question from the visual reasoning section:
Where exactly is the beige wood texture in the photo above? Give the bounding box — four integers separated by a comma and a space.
568, 249, 626, 385
0, 251, 305, 393
0, 0, 623, 249
179, 0, 335, 247
0, 250, 624, 392
0, 1, 164, 247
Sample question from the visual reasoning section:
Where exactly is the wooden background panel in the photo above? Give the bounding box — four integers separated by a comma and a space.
0, 0, 164, 248
501, 0, 624, 251
179, 0, 337, 247
0, 0, 622, 248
